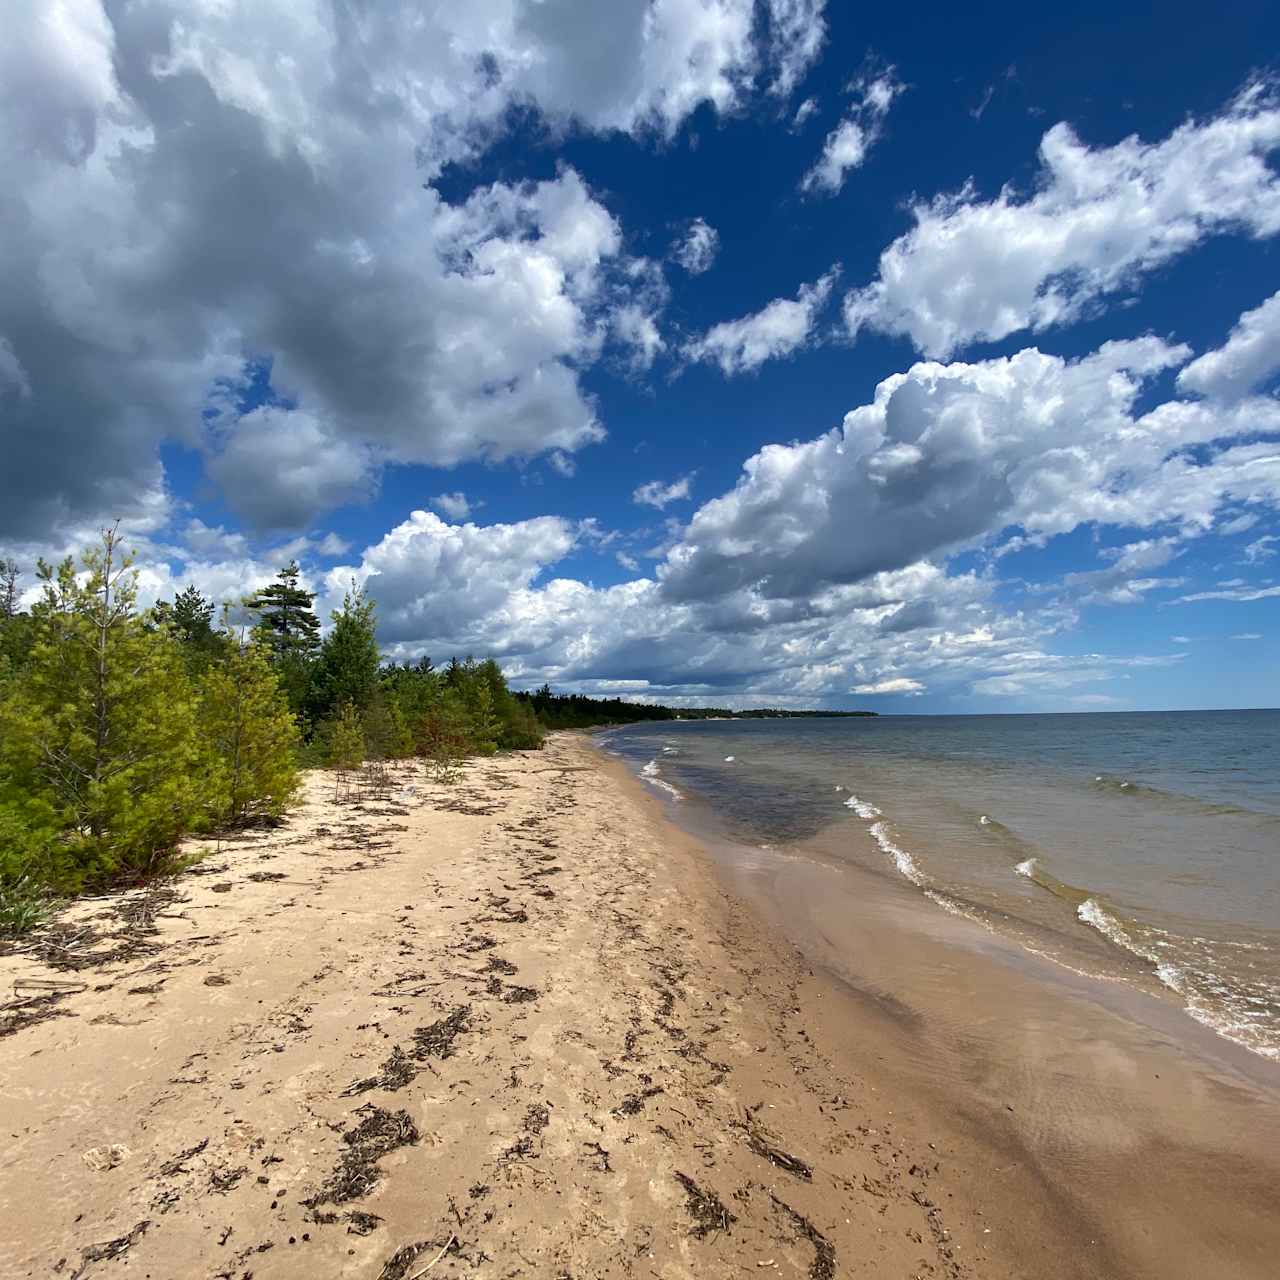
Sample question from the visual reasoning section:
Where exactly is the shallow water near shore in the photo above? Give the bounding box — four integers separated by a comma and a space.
602, 710, 1280, 1061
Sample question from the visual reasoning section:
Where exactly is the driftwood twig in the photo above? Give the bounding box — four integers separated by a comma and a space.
407, 1234, 457, 1278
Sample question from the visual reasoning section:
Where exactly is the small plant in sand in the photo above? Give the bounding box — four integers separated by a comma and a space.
358, 757, 394, 803
414, 693, 469, 784
324, 700, 366, 799
0, 871, 55, 936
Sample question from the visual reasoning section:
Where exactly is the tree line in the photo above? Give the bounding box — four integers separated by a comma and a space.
0, 531, 540, 932
519, 686, 877, 728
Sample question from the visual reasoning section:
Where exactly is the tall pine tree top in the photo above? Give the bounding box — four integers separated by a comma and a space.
169, 584, 214, 635
243, 561, 320, 659
311, 584, 380, 718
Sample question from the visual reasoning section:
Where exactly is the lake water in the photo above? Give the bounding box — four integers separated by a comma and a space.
600, 711, 1280, 1062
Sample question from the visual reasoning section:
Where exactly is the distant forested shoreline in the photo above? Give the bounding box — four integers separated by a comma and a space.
0, 531, 869, 931
520, 689, 875, 728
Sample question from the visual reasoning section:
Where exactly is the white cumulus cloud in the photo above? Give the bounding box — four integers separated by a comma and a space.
852, 677, 924, 695
634, 475, 695, 509
660, 336, 1279, 604
1178, 289, 1280, 401
430, 492, 476, 521
801, 69, 903, 195
671, 217, 720, 274
206, 407, 377, 531
684, 269, 839, 373
844, 83, 1280, 357
0, 0, 823, 540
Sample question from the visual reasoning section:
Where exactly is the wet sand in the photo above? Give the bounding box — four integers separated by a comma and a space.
678, 797, 1280, 1280
2, 734, 1276, 1279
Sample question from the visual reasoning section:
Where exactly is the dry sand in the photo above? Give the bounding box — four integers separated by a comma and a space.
3, 734, 992, 1280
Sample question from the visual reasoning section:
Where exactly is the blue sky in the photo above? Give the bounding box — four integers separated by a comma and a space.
2, 0, 1279, 711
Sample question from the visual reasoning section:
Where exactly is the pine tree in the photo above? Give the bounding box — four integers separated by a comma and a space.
499, 695, 544, 750
0, 528, 206, 884
324, 700, 365, 771
155, 584, 226, 673
199, 636, 301, 825
243, 561, 320, 714
383, 656, 439, 728
244, 561, 321, 655
311, 584, 380, 720
362, 689, 414, 760
468, 680, 501, 754
0, 558, 19, 620
156, 583, 214, 640
0, 559, 34, 682
532, 682, 553, 716
415, 688, 470, 782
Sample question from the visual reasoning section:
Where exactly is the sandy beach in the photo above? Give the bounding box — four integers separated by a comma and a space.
2, 734, 1278, 1279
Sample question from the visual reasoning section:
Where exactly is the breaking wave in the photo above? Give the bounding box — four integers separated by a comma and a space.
843, 793, 881, 819
1074, 897, 1280, 1061
867, 820, 926, 886
640, 758, 682, 800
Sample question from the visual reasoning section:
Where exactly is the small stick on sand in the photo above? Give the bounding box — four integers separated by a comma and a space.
408, 1234, 456, 1278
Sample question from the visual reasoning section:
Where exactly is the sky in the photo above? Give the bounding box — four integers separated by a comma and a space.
2, 0, 1279, 713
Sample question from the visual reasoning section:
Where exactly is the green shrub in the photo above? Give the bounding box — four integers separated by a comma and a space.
0, 797, 61, 929
0, 532, 208, 884
198, 637, 301, 826
324, 700, 366, 770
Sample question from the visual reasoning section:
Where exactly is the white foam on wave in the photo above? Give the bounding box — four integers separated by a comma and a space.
639, 758, 682, 800
924, 888, 997, 932
661, 745, 678, 755
843, 794, 881, 819
1077, 898, 1280, 1061
1077, 898, 1144, 955
868, 820, 927, 887
1015, 857, 1037, 878
838, 791, 1015, 943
